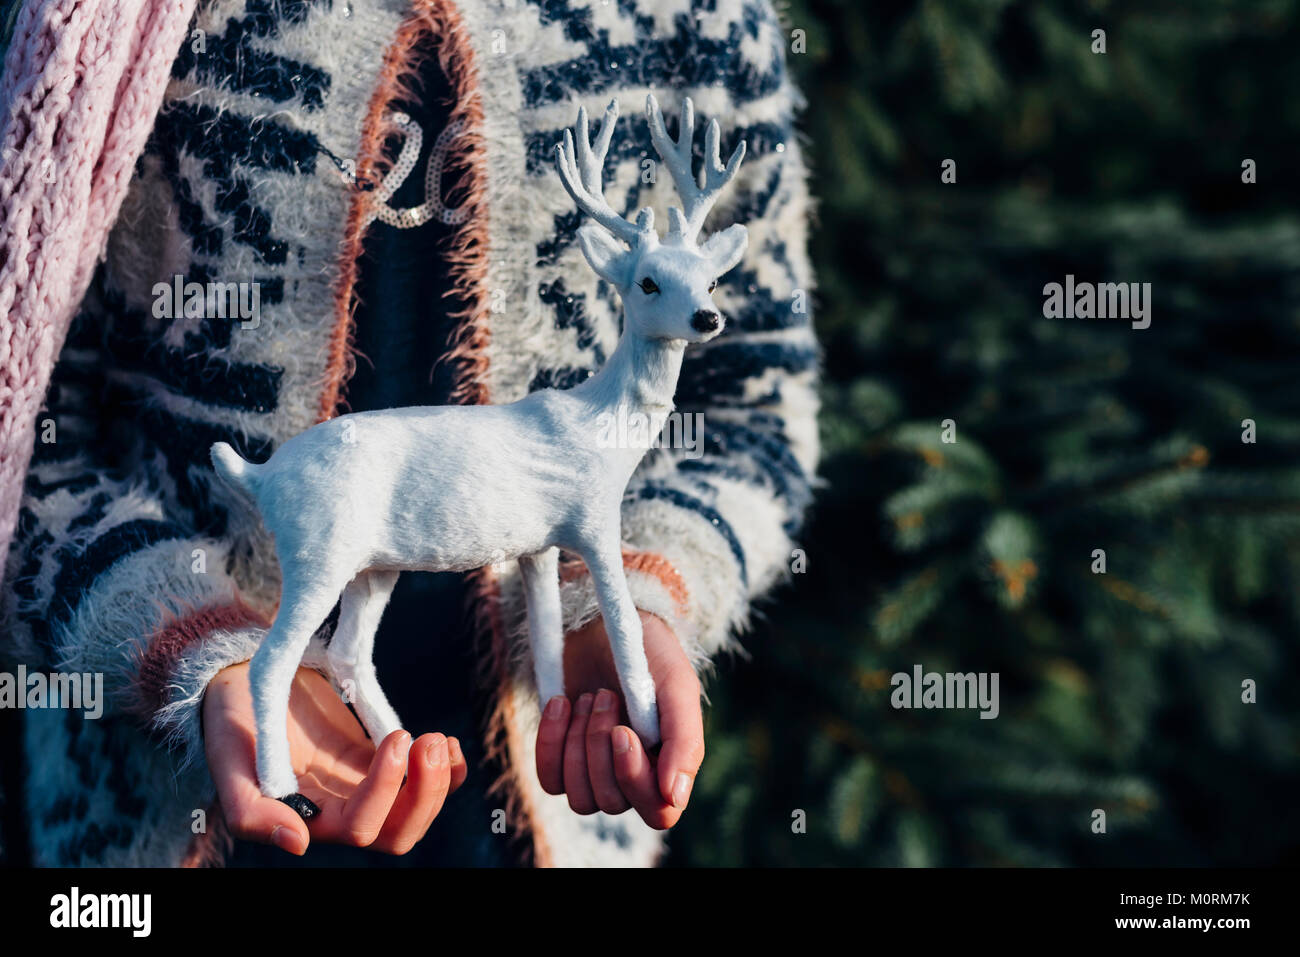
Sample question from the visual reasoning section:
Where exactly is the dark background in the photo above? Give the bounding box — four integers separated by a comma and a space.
668, 0, 1300, 866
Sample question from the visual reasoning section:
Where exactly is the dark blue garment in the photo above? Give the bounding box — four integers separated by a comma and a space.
227, 56, 515, 868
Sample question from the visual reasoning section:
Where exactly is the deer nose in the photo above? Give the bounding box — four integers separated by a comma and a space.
691, 310, 721, 333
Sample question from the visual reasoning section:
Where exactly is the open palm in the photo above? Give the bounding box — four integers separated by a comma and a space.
203, 661, 466, 855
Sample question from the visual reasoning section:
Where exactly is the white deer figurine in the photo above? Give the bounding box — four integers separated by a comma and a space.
210, 94, 748, 817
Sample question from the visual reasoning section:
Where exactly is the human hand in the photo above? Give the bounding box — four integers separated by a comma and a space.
203, 661, 466, 855
535, 611, 704, 829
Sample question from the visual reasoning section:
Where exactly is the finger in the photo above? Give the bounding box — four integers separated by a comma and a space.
374, 733, 450, 855
338, 730, 409, 847
216, 772, 310, 855
611, 725, 680, 830
563, 693, 598, 814
654, 663, 705, 810
586, 689, 629, 814
448, 736, 468, 793
536, 695, 570, 795
204, 712, 310, 855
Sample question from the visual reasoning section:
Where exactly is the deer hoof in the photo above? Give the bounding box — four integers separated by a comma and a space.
279, 793, 320, 820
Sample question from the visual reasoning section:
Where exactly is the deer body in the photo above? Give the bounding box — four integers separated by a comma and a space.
211, 95, 748, 812
236, 392, 633, 578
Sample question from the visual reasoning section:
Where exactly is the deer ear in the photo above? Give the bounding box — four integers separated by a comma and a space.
701, 224, 748, 276
577, 225, 635, 287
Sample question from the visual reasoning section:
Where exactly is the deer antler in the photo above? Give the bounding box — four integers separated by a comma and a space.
646, 93, 746, 243
555, 100, 653, 247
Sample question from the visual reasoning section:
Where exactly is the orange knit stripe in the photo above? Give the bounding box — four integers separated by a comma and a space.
133, 598, 271, 721
559, 548, 691, 618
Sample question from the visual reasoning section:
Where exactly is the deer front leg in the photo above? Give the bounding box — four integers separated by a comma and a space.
580, 539, 661, 747
520, 548, 564, 705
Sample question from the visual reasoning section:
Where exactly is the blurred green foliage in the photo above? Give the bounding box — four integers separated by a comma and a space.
669, 0, 1300, 866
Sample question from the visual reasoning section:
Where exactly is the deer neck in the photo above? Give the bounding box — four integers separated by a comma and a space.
582, 325, 685, 417
574, 325, 685, 477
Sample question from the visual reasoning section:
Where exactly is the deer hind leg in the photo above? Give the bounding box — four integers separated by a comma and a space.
249, 572, 344, 811
326, 569, 402, 747
581, 540, 661, 747
520, 548, 564, 705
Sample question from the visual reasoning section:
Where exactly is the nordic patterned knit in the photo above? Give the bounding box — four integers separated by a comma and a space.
0, 0, 819, 867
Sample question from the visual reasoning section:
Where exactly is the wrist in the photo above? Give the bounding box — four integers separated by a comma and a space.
139, 602, 269, 771
556, 548, 704, 669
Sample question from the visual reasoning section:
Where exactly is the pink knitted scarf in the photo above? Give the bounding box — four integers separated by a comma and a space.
0, 0, 195, 563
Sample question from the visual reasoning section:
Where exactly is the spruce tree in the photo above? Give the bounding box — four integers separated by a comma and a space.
670, 0, 1300, 866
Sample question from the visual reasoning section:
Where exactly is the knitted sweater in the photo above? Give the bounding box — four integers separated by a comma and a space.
0, 0, 818, 867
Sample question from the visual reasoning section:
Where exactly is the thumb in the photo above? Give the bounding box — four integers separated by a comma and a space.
652, 659, 705, 808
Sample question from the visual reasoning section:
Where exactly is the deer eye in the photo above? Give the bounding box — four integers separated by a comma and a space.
708, 279, 718, 293
638, 277, 659, 295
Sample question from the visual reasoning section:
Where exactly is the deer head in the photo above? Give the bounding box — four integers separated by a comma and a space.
555, 95, 748, 344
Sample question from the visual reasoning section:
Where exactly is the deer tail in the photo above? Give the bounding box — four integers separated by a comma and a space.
210, 442, 261, 497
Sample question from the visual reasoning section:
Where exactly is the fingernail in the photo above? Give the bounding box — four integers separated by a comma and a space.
575, 693, 594, 715
671, 772, 693, 808
613, 727, 632, 755
544, 695, 566, 720
271, 825, 300, 854
393, 731, 411, 761
594, 689, 615, 713
448, 737, 464, 765
428, 735, 448, 769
